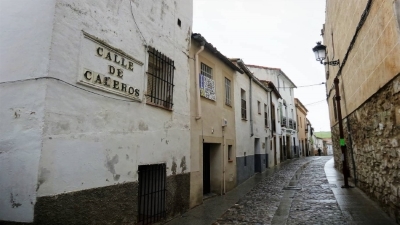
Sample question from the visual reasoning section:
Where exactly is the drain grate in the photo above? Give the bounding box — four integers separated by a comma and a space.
283, 186, 302, 190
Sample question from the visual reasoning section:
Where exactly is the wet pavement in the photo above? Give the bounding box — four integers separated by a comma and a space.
165, 156, 397, 225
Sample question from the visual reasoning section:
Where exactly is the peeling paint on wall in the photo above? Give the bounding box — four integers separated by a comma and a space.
10, 193, 22, 208
37, 167, 51, 191
138, 120, 148, 131
171, 157, 177, 175
180, 156, 187, 173
105, 154, 120, 181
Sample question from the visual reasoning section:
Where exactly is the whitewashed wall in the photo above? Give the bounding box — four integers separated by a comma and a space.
0, 0, 193, 222
270, 92, 282, 164
251, 81, 271, 163
234, 72, 251, 158
0, 0, 57, 222
249, 67, 299, 156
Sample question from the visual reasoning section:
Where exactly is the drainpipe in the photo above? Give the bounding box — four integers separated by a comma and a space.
195, 43, 205, 120
249, 77, 254, 137
222, 127, 226, 194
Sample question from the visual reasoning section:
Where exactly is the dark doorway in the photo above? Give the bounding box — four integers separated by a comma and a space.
279, 137, 283, 162
305, 138, 309, 156
274, 137, 277, 165
254, 138, 261, 173
286, 136, 291, 159
138, 164, 166, 225
203, 143, 211, 194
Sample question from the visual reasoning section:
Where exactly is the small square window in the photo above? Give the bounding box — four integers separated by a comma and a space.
228, 145, 233, 161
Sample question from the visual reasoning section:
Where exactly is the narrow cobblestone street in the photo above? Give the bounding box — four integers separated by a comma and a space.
167, 156, 396, 225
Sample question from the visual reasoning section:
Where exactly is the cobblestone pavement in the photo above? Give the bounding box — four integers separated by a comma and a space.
286, 157, 346, 225
167, 156, 396, 225
214, 156, 396, 225
215, 157, 315, 225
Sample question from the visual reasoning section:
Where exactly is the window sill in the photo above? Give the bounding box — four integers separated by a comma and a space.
228, 159, 233, 162
146, 101, 173, 111
241, 118, 248, 121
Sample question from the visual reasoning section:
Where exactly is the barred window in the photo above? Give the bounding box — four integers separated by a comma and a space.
146, 47, 175, 109
264, 104, 268, 127
241, 89, 246, 120
225, 78, 231, 106
201, 63, 213, 79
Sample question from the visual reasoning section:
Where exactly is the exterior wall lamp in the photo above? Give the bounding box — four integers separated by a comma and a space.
312, 42, 340, 66
312, 41, 352, 189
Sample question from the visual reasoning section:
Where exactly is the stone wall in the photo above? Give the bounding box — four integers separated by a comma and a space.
332, 74, 400, 222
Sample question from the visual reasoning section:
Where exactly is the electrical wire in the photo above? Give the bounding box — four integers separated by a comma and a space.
278, 82, 325, 89
0, 77, 138, 102
304, 99, 326, 106
129, 0, 148, 47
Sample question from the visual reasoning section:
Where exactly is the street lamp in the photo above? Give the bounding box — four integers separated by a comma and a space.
312, 42, 352, 188
312, 42, 340, 66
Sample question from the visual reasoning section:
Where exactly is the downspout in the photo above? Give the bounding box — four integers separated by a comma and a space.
222, 127, 226, 194
195, 43, 205, 120
249, 77, 254, 137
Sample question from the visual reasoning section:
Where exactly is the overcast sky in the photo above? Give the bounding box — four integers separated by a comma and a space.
193, 0, 331, 132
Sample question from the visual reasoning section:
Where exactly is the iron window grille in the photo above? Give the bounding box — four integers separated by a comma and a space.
138, 164, 166, 225
146, 47, 175, 110
201, 63, 213, 79
225, 78, 231, 106
282, 117, 287, 127
264, 104, 268, 127
241, 89, 247, 120
272, 118, 276, 132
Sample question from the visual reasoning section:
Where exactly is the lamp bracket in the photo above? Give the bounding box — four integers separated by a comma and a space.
321, 59, 340, 66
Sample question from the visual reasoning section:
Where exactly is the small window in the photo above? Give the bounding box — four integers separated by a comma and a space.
146, 47, 175, 109
200, 62, 216, 101
257, 101, 261, 114
225, 78, 231, 106
241, 89, 247, 120
244, 152, 247, 166
264, 104, 268, 127
201, 63, 212, 79
228, 145, 233, 161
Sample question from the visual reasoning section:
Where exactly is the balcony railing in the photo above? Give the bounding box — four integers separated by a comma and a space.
282, 117, 287, 127
289, 119, 293, 129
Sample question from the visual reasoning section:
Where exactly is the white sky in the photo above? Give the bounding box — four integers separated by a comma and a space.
193, 0, 331, 132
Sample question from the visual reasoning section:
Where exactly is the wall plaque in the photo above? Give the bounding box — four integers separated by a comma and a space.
78, 32, 144, 101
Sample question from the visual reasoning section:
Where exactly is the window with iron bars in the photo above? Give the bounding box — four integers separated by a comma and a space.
146, 47, 175, 110
201, 63, 213, 79
264, 104, 268, 127
225, 77, 231, 106
241, 89, 246, 120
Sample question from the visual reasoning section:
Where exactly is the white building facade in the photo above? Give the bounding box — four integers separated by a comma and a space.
247, 65, 299, 160
231, 60, 274, 185
0, 1, 193, 223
